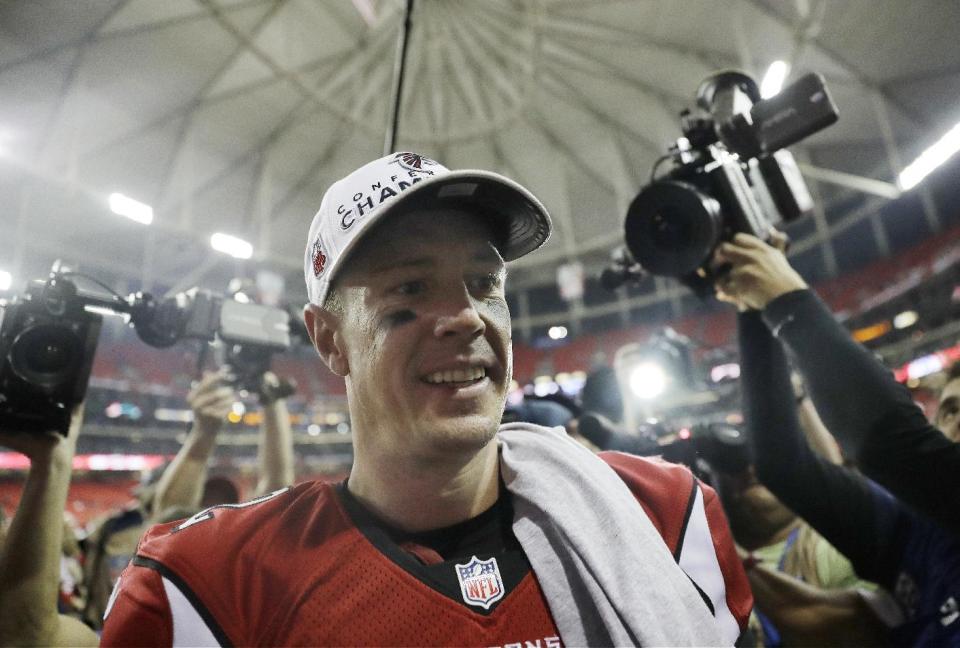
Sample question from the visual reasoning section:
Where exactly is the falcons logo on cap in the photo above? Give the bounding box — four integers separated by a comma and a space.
392, 152, 437, 175
312, 238, 327, 277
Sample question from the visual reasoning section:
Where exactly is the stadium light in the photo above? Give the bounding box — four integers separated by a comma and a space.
210, 233, 253, 259
629, 362, 669, 400
893, 310, 919, 330
109, 192, 153, 225
760, 60, 789, 99
898, 121, 960, 190
548, 325, 568, 340
0, 269, 11, 291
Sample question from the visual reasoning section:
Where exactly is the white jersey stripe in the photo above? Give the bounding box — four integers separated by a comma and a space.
677, 485, 741, 643
162, 576, 221, 647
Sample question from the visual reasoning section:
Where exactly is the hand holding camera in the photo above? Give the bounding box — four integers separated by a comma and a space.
187, 371, 237, 436
713, 232, 807, 311
0, 402, 84, 468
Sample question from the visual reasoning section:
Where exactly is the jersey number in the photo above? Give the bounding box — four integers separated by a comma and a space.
171, 487, 289, 533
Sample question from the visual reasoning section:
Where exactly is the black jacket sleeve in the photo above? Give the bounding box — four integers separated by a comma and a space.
762, 289, 960, 536
739, 310, 905, 586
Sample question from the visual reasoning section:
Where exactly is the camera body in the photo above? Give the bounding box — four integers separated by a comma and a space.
624, 71, 838, 296
0, 277, 102, 435
0, 268, 292, 435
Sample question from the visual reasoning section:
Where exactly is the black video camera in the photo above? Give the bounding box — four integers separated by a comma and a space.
0, 266, 291, 435
0, 274, 102, 436
621, 71, 838, 297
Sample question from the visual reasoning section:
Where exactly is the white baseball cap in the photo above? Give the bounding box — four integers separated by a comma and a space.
303, 152, 552, 306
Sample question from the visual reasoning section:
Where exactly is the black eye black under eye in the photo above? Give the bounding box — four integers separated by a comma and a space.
384, 309, 417, 327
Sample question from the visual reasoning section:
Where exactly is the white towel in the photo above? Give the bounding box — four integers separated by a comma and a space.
499, 423, 727, 647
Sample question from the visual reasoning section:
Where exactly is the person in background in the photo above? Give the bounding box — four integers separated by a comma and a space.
82, 368, 295, 630
935, 361, 960, 443
718, 231, 960, 645
0, 405, 99, 646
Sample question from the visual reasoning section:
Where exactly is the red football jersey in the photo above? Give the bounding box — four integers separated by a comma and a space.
101, 453, 750, 646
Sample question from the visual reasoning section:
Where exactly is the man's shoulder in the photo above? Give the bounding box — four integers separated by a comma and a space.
136, 480, 339, 566
598, 451, 700, 550
598, 450, 697, 502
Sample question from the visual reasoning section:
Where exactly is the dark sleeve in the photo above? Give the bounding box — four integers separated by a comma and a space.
739, 310, 904, 586
763, 289, 960, 536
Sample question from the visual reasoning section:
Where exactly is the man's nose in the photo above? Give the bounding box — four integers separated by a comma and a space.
433, 288, 485, 339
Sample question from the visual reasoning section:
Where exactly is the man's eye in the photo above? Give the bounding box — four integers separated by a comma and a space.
394, 281, 425, 296
469, 273, 502, 293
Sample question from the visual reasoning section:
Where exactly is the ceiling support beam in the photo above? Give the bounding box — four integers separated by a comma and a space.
81, 46, 357, 162
0, 0, 271, 75
871, 92, 941, 234
153, 0, 288, 209
34, 1, 131, 165
743, 0, 931, 132
793, 148, 839, 278
798, 163, 901, 200
196, 0, 391, 138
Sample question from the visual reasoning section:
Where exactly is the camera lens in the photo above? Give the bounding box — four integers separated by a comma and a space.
9, 323, 82, 391
625, 180, 723, 277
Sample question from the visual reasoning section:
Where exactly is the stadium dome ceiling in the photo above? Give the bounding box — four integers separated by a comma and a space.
1, 0, 959, 338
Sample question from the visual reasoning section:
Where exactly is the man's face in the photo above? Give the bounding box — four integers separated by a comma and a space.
936, 377, 960, 442
327, 208, 512, 461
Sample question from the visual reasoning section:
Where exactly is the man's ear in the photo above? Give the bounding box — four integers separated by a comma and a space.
303, 303, 349, 377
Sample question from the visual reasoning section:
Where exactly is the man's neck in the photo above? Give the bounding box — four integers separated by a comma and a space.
346, 440, 501, 533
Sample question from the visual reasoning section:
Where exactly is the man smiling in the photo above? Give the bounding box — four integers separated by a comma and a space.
101, 152, 751, 647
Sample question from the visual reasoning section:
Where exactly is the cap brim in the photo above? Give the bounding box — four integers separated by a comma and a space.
395, 169, 552, 261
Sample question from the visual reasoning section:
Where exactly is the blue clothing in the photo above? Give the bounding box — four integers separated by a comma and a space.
739, 294, 960, 646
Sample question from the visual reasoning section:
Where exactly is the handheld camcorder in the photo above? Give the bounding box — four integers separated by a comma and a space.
617, 71, 839, 297
0, 266, 291, 435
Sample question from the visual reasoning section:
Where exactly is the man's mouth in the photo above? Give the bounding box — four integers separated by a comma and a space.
422, 365, 487, 386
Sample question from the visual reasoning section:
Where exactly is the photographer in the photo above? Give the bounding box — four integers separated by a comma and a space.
717, 233, 960, 534
0, 404, 99, 646
82, 368, 296, 629
718, 233, 960, 645
159, 369, 295, 508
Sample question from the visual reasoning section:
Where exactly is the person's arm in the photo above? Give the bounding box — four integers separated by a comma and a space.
765, 289, 960, 535
794, 380, 844, 465
745, 562, 889, 646
152, 372, 235, 514
254, 373, 295, 496
718, 233, 960, 536
0, 406, 99, 647
737, 311, 898, 584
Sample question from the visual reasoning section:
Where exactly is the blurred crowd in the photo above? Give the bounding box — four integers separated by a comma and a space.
1, 234, 958, 646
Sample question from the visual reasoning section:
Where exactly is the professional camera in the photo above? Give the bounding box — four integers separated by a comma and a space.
0, 266, 291, 435
620, 71, 839, 296
0, 274, 103, 436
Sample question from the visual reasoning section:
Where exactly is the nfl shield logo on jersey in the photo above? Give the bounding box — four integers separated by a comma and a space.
455, 555, 505, 610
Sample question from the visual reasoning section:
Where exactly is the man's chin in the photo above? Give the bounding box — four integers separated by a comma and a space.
421, 413, 501, 453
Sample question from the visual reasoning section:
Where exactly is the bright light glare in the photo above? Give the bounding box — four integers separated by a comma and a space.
0, 270, 11, 291
760, 60, 790, 99
893, 310, 919, 330
210, 233, 253, 259
899, 121, 960, 190
109, 193, 154, 225
548, 325, 568, 340
710, 363, 741, 383
629, 362, 669, 400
